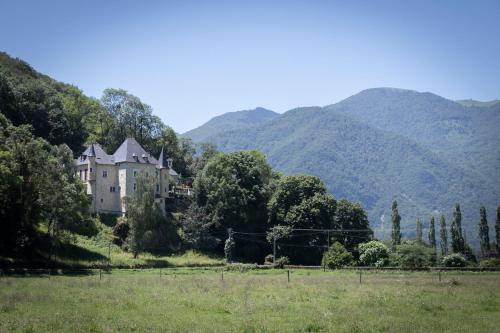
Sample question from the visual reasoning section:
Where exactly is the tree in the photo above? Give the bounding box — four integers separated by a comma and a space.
193, 150, 274, 260
451, 204, 464, 253
439, 215, 448, 256
358, 241, 389, 267
478, 206, 490, 257
322, 242, 353, 269
428, 216, 436, 253
391, 200, 401, 249
189, 143, 219, 176
442, 253, 466, 267
391, 241, 435, 269
267, 175, 337, 264
415, 218, 422, 243
333, 199, 372, 255
496, 206, 500, 253
125, 172, 176, 257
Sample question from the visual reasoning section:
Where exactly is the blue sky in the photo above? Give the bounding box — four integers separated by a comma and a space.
1, 0, 499, 132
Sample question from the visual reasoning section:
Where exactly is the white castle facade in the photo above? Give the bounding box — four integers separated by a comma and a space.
75, 138, 182, 215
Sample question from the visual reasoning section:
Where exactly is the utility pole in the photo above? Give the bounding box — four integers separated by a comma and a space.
273, 234, 277, 265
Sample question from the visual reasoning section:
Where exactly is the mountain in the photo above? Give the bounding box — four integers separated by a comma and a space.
456, 99, 500, 108
183, 107, 278, 142
184, 89, 500, 240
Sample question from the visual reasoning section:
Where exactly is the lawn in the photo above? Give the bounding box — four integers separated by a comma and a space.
1, 269, 499, 332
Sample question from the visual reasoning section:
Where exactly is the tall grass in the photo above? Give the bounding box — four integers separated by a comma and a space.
1, 270, 499, 332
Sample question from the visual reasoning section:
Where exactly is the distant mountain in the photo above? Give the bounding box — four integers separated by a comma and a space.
183, 107, 278, 142
456, 99, 500, 108
184, 88, 500, 240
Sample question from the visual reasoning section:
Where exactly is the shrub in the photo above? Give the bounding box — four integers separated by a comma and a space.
274, 256, 289, 268
322, 242, 353, 269
391, 241, 435, 269
224, 263, 258, 272
442, 253, 467, 267
264, 254, 274, 265
112, 218, 129, 246
358, 241, 389, 267
479, 257, 500, 268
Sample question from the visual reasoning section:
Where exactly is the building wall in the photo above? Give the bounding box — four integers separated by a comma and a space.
93, 164, 121, 214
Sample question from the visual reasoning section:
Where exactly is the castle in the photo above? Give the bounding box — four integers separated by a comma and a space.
75, 138, 183, 215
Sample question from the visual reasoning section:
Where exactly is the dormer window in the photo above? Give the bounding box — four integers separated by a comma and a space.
80, 155, 87, 162
132, 153, 138, 161
102, 170, 108, 178
167, 158, 173, 169
142, 153, 149, 163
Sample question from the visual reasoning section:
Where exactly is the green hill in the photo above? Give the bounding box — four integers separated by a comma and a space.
185, 89, 499, 240
183, 107, 278, 142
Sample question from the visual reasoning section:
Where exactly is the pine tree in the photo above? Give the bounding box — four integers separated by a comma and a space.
439, 215, 448, 256
496, 206, 500, 253
391, 200, 401, 249
451, 204, 464, 253
478, 207, 490, 256
428, 216, 436, 251
416, 218, 422, 243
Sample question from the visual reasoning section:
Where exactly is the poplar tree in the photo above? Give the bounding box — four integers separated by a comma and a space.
391, 200, 401, 249
428, 216, 436, 251
478, 206, 490, 256
439, 215, 448, 256
416, 218, 422, 243
496, 206, 500, 253
451, 204, 464, 253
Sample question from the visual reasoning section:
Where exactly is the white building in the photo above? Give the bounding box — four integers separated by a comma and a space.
75, 138, 180, 215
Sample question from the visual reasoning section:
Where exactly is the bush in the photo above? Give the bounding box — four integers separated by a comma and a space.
442, 253, 467, 267
274, 256, 289, 268
358, 241, 389, 267
224, 263, 258, 272
479, 257, 500, 268
112, 218, 129, 246
322, 242, 353, 269
391, 241, 435, 269
264, 254, 274, 265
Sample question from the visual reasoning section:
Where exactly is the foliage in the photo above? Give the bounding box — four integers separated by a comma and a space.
451, 204, 465, 254
333, 199, 372, 255
267, 175, 336, 264
112, 218, 129, 246
0, 115, 91, 254
390, 241, 435, 269
273, 256, 289, 268
264, 254, 274, 265
124, 172, 178, 257
321, 242, 353, 269
496, 206, 500, 253
224, 231, 235, 263
439, 215, 448, 256
442, 253, 467, 267
180, 204, 221, 251
187, 88, 499, 235
415, 218, 423, 243
391, 200, 401, 248
478, 206, 490, 256
428, 216, 436, 252
358, 241, 389, 267
479, 257, 500, 268
193, 150, 274, 261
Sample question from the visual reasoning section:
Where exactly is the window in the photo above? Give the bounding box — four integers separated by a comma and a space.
79, 170, 82, 179
100, 198, 103, 203
110, 186, 115, 192
145, 172, 149, 177
102, 170, 108, 178
84, 169, 87, 180
156, 184, 160, 192
133, 183, 137, 191
133, 170, 138, 177
89, 167, 93, 173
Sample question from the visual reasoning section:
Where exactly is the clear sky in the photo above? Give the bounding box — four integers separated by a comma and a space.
1, 0, 499, 132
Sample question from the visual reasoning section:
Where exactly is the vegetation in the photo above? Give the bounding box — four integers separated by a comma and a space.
442, 253, 467, 268
2, 270, 499, 332
391, 200, 401, 249
440, 215, 448, 256
358, 241, 389, 267
428, 216, 436, 253
185, 88, 499, 238
478, 206, 490, 257
322, 242, 353, 269
451, 204, 465, 254
390, 241, 435, 269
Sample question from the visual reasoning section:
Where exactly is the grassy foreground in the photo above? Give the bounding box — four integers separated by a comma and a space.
1, 269, 499, 333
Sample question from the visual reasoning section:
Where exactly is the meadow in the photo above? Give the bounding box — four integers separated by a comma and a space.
1, 269, 499, 333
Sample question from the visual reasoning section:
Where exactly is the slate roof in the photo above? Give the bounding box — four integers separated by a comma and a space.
77, 143, 114, 165
112, 138, 159, 164
76, 138, 178, 176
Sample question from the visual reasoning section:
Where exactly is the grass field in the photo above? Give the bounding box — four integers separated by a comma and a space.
1, 269, 499, 333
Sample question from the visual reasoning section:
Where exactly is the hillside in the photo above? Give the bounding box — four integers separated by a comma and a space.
184, 90, 500, 239
456, 99, 500, 108
0, 51, 102, 154
183, 107, 278, 142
